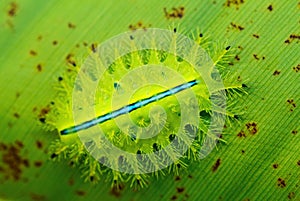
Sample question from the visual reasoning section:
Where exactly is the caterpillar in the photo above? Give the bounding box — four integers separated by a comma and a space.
43, 28, 247, 189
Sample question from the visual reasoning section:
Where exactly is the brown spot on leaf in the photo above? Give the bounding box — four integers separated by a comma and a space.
15, 141, 23, 148
273, 70, 281, 76
91, 43, 97, 53
8, 2, 18, 17
253, 54, 259, 60
1, 142, 29, 181
288, 192, 295, 200
241, 150, 245, 154
75, 190, 86, 196
36, 64, 42, 72
171, 195, 178, 200
252, 34, 260, 39
68, 22, 76, 29
13, 113, 20, 119
37, 35, 43, 41
30, 193, 46, 201
235, 55, 240, 61
188, 174, 193, 179
110, 183, 125, 198
292, 64, 300, 72
245, 122, 258, 135
175, 176, 181, 181
52, 40, 58, 45
212, 158, 221, 172
36, 141, 43, 149
237, 130, 246, 138
164, 6, 185, 19
0, 143, 8, 151
34, 161, 42, 168
277, 178, 286, 188
83, 42, 88, 47
16, 92, 20, 98
297, 160, 300, 166
65, 53, 76, 67
68, 178, 74, 186
224, 0, 245, 10
287, 99, 296, 112
230, 22, 244, 31
129, 22, 151, 31
29, 50, 37, 56
267, 5, 273, 11
291, 130, 298, 135
176, 187, 185, 193
285, 34, 300, 44
273, 163, 279, 169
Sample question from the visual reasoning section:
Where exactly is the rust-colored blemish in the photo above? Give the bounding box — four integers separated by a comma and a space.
273, 70, 281, 76
237, 130, 246, 138
297, 160, 300, 166
287, 99, 296, 112
175, 176, 181, 181
8, 2, 18, 17
29, 50, 37, 56
252, 34, 260, 39
68, 22, 76, 29
30, 193, 46, 201
66, 53, 76, 67
253, 54, 259, 60
34, 161, 43, 168
176, 187, 185, 193
91, 43, 97, 53
38, 105, 50, 119
75, 190, 86, 196
0, 142, 30, 181
241, 150, 245, 154
36, 141, 43, 149
288, 192, 295, 200
235, 55, 240, 61
8, 122, 13, 128
224, 0, 245, 10
129, 21, 151, 31
272, 164, 279, 169
171, 195, 178, 200
267, 5, 273, 11
285, 34, 300, 44
37, 64, 42, 72
291, 130, 298, 135
15, 140, 23, 148
37, 35, 43, 41
68, 178, 75, 186
110, 183, 125, 198
277, 178, 286, 188
212, 158, 221, 172
188, 174, 193, 179
52, 40, 58, 46
13, 113, 20, 119
245, 122, 258, 135
16, 92, 20, 98
164, 6, 185, 19
292, 64, 300, 72
230, 22, 244, 31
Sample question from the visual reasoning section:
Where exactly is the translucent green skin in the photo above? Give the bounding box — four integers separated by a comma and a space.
46, 39, 245, 187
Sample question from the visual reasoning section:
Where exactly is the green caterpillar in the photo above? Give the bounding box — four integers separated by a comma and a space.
42, 28, 247, 189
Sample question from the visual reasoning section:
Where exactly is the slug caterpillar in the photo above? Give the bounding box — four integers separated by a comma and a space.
43, 28, 247, 189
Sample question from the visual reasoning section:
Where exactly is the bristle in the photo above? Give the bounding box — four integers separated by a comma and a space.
43, 28, 247, 189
